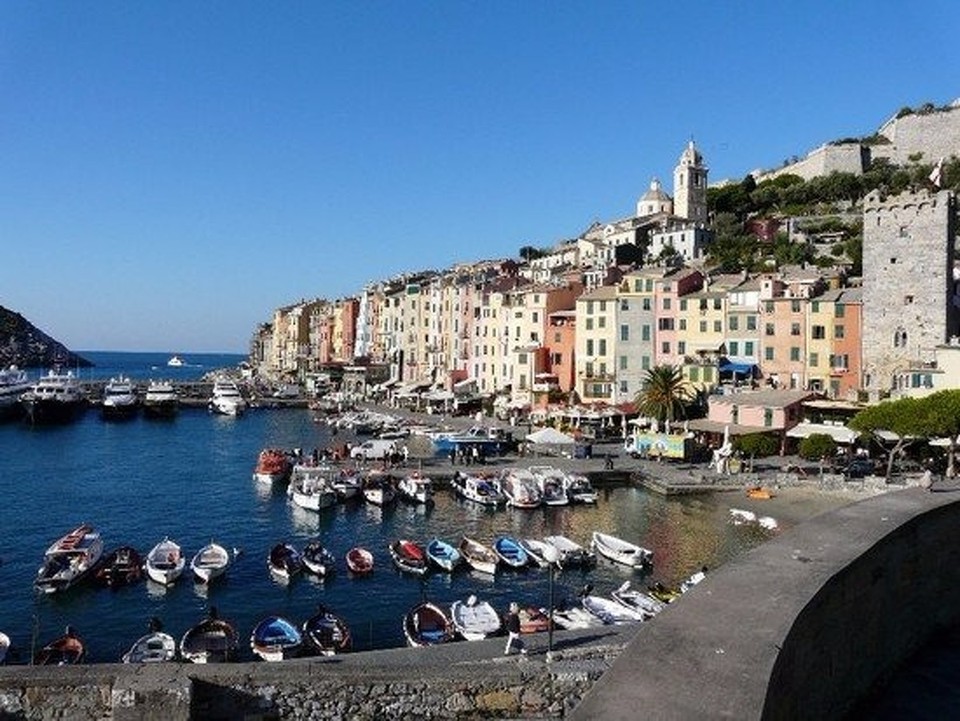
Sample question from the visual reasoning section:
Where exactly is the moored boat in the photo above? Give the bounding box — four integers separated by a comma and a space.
180, 609, 238, 663
288, 465, 338, 511
518, 538, 556, 568
565, 472, 598, 504
250, 615, 303, 661
551, 605, 605, 630
459, 536, 498, 575
34, 523, 104, 594
142, 379, 180, 418
208, 378, 247, 416
345, 546, 374, 575
610, 581, 665, 620
0, 632, 9, 664
403, 601, 454, 647
21, 368, 86, 425
389, 539, 429, 576
582, 590, 646, 624
544, 534, 596, 568
122, 618, 176, 663
0, 365, 31, 421
450, 471, 506, 507
362, 474, 396, 506
425, 537, 461, 573
302, 605, 352, 656
450, 595, 501, 641
100, 375, 138, 420
302, 540, 336, 577
529, 465, 570, 506
330, 467, 363, 501
497, 468, 542, 509
34, 627, 85, 665
253, 448, 292, 484
648, 581, 682, 605
167, 355, 185, 367
144, 537, 186, 586
93, 545, 143, 588
680, 566, 708, 593
493, 536, 529, 569
397, 473, 433, 504
268, 542, 303, 581
591, 531, 653, 569
190, 541, 231, 584
518, 606, 552, 634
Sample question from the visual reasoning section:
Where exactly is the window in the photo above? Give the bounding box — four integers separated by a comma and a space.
619, 380, 628, 393
585, 361, 594, 376
585, 318, 594, 330
532, 311, 539, 323
662, 298, 672, 311
679, 319, 687, 331
765, 347, 774, 361
811, 301, 820, 313
763, 408, 773, 427
699, 298, 708, 311
661, 341, 670, 354
586, 339, 594, 355
765, 323, 775, 336
619, 355, 628, 370
714, 320, 722, 333
810, 352, 819, 367
641, 355, 650, 370
728, 341, 739, 356
586, 301, 594, 314
744, 341, 754, 356
642, 298, 652, 311
620, 299, 629, 310
598, 317, 606, 329
728, 316, 739, 331
554, 332, 561, 343
765, 301, 775, 313
642, 325, 651, 341
658, 318, 675, 331
791, 323, 801, 336
689, 367, 700, 382
518, 353, 527, 365
893, 328, 907, 347
746, 315, 757, 331
680, 299, 688, 311
713, 298, 722, 310
678, 341, 686, 354
620, 325, 629, 341
812, 325, 826, 339
699, 321, 707, 333
600, 301, 607, 312
835, 325, 845, 339
731, 406, 739, 424
835, 304, 845, 318
790, 347, 801, 361
599, 339, 607, 356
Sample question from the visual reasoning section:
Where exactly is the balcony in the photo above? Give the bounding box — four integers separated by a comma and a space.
578, 370, 616, 382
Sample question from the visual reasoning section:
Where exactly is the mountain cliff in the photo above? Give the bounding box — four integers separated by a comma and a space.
0, 306, 92, 369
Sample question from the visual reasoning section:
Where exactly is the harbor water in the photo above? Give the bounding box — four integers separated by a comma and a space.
0, 352, 776, 664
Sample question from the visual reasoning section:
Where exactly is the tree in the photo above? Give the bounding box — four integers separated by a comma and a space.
733, 433, 779, 471
798, 434, 837, 462
634, 365, 691, 424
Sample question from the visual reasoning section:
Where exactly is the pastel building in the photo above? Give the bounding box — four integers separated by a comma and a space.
575, 284, 619, 403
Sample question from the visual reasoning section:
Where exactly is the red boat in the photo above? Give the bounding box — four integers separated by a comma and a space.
519, 606, 552, 634
346, 547, 374, 575
253, 449, 292, 485
389, 539, 428, 576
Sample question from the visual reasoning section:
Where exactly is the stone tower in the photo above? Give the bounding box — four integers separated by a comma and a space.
862, 188, 958, 393
673, 140, 708, 224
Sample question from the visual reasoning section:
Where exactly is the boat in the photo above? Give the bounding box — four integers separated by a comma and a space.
93, 545, 143, 588
459, 536, 498, 575
34, 627, 85, 665
253, 448, 293, 484
680, 566, 708, 593
100, 375, 138, 419
167, 355, 185, 367
34, 523, 104, 594
729, 508, 757, 525
302, 605, 352, 656
758, 516, 779, 531
345, 546, 374, 575
122, 618, 176, 663
492, 536, 530, 569
518, 538, 556, 568
288, 465, 338, 511
430, 425, 512, 457
180, 610, 238, 663
0, 631, 10, 664
529, 465, 570, 506
0, 365, 31, 421
268, 542, 303, 581
582, 591, 646, 624
207, 378, 247, 416
519, 606, 552, 634
403, 601, 455, 647
302, 539, 336, 577
450, 595, 502, 641
142, 379, 180, 418
551, 605, 606, 630
190, 541, 231, 584
425, 537, 462, 573
647, 582, 682, 605
362, 474, 396, 506
389, 539, 429, 576
591, 531, 653, 569
746, 486, 774, 499
144, 537, 186, 586
250, 615, 303, 661
330, 467, 363, 501
544, 535, 596, 568
397, 473, 433, 504
20, 368, 86, 425
497, 468, 542, 509
450, 471, 506, 507
565, 473, 599, 504
610, 581, 665, 619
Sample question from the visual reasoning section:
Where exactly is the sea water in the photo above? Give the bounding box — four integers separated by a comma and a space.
0, 352, 773, 663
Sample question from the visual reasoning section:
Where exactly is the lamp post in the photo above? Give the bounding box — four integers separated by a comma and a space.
542, 544, 560, 659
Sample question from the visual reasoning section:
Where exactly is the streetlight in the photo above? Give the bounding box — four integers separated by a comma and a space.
542, 543, 560, 659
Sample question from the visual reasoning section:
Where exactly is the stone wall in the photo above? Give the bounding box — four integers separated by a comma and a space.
874, 105, 960, 165
755, 143, 866, 183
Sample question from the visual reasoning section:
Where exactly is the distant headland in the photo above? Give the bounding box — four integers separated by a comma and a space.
0, 306, 92, 369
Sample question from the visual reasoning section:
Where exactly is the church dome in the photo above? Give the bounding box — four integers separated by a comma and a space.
641, 178, 671, 202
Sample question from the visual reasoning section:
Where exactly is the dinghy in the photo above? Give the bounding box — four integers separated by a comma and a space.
450, 595, 502, 641
459, 536, 498, 575
122, 618, 176, 663
493, 536, 529, 569
403, 601, 454, 647
389, 539, 429, 576
180, 609, 238, 663
591, 531, 653, 569
611, 581, 665, 619
34, 627, 85, 665
302, 605, 352, 656
268, 542, 303, 582
425, 537, 462, 572
250, 615, 303, 661
302, 540, 336, 577
190, 541, 231, 584
144, 537, 186, 586
346, 546, 374, 575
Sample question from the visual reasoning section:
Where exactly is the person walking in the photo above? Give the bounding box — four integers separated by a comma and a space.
504, 602, 526, 656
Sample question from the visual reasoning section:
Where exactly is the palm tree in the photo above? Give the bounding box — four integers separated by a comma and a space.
634, 365, 691, 425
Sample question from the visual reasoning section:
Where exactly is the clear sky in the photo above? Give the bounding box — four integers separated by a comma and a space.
1, 2, 956, 353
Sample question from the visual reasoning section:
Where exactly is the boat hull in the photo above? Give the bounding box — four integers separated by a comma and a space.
23, 398, 85, 425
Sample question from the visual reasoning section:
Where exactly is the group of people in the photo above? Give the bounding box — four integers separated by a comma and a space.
447, 444, 487, 466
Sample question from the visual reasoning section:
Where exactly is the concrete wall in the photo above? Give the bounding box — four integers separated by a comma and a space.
571, 487, 960, 720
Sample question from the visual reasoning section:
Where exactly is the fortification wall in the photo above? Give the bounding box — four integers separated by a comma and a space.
874, 106, 960, 165
757, 143, 865, 183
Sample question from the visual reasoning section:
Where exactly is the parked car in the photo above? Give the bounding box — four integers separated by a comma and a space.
842, 458, 875, 479
349, 440, 397, 461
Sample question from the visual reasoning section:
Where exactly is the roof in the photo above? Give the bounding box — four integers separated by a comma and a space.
577, 284, 619, 301
709, 390, 817, 409
786, 422, 859, 443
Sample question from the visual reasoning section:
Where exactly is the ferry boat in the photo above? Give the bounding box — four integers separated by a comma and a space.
142, 380, 180, 419
21, 368, 86, 425
208, 378, 247, 416
0, 365, 31, 421
101, 375, 138, 420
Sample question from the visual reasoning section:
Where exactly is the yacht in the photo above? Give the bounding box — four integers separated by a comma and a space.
167, 355, 185, 367
142, 380, 180, 419
208, 378, 247, 416
0, 365, 31, 421
21, 368, 86, 425
101, 376, 138, 420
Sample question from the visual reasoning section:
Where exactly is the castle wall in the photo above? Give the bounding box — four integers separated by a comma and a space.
758, 143, 866, 183
873, 107, 960, 165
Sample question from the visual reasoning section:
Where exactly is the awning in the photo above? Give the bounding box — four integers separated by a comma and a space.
786, 422, 859, 444
396, 380, 431, 395
685, 419, 771, 436
719, 361, 758, 376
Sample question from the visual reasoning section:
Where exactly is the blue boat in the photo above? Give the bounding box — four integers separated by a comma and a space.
426, 537, 462, 573
430, 426, 513, 457
493, 536, 530, 569
250, 615, 302, 661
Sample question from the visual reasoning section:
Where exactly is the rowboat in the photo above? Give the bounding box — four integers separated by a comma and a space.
0, 632, 9, 664
122, 619, 177, 664
591, 531, 653, 569
582, 592, 645, 624
144, 537, 185, 586
518, 538, 557, 568
250, 615, 303, 662
180, 611, 238, 663
551, 606, 605, 630
389, 539, 429, 576
543, 534, 596, 568
403, 601, 454, 647
459, 536, 498, 575
93, 545, 143, 588
268, 543, 303, 582
450, 595, 502, 641
34, 523, 104, 594
346, 546, 374, 575
610, 581, 665, 619
302, 540, 336, 577
492, 536, 529, 569
190, 541, 231, 584
302, 605, 352, 656
34, 627, 85, 665
519, 607, 552, 634
425, 537, 462, 573
648, 582, 682, 604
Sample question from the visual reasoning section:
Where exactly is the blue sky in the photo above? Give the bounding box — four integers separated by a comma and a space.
1, 2, 956, 353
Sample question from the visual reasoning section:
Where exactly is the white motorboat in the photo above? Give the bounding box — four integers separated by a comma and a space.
302, 540, 336, 577
208, 378, 247, 416
459, 536, 498, 575
0, 365, 31, 420
289, 466, 338, 511
34, 523, 104, 594
680, 567, 708, 593
190, 541, 231, 583
497, 468, 542, 509
145, 537, 186, 586
21, 368, 86, 425
518, 538, 556, 568
330, 468, 362, 500
565, 473, 598, 504
528, 465, 569, 506
450, 471, 506, 507
397, 473, 433, 504
551, 605, 606, 630
167, 355, 185, 367
362, 474, 396, 506
611, 581, 665, 619
582, 591, 646, 624
101, 375, 138, 419
142, 380, 180, 418
450, 595, 502, 641
544, 534, 596, 568
591, 531, 653, 569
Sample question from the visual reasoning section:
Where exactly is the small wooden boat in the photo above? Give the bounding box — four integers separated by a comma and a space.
268, 543, 303, 581
746, 486, 774, 500
403, 601, 454, 647
591, 531, 653, 569
122, 619, 176, 663
450, 595, 501, 641
389, 539, 429, 576
302, 540, 336, 577
144, 537, 186, 586
544, 535, 596, 568
34, 523, 104, 594
610, 581, 665, 619
252, 448, 292, 484
459, 536, 498, 575
93, 545, 143, 588
493, 536, 529, 569
346, 546, 374, 575
34, 627, 84, 665
582, 592, 645, 624
397, 473, 433, 504
190, 541, 231, 584
302, 605, 352, 656
250, 615, 303, 661
0, 632, 9, 664
180, 609, 238, 663
552, 606, 605, 630
425, 537, 461, 572
518, 538, 556, 568
518, 607, 552, 634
